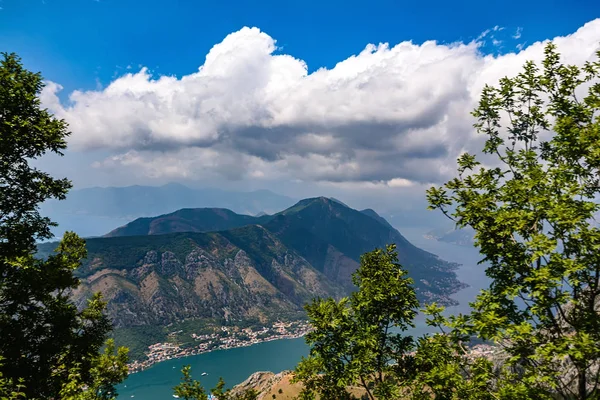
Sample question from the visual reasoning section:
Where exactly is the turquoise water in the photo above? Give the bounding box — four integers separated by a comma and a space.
117, 337, 309, 399
116, 227, 490, 398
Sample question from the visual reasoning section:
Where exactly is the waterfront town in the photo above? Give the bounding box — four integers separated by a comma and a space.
127, 318, 501, 375
127, 320, 313, 373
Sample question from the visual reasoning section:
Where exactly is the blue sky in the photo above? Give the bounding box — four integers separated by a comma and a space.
1, 0, 597, 95
1, 0, 599, 210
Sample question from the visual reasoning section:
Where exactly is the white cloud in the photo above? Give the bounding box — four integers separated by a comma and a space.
478, 25, 504, 41
513, 27, 523, 39
41, 20, 600, 186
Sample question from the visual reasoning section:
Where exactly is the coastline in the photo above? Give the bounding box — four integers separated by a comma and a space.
127, 321, 312, 374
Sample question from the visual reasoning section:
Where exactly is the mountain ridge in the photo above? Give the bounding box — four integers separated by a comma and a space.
104, 208, 271, 237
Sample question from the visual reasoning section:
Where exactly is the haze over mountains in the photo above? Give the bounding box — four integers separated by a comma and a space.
425, 226, 477, 247
38, 196, 465, 359
40, 182, 459, 241
40, 183, 297, 238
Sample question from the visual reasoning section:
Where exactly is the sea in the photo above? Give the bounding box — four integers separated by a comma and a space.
117, 225, 490, 399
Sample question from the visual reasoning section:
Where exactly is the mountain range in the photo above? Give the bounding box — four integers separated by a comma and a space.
38, 197, 465, 359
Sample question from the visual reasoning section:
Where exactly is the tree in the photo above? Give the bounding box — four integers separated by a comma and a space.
426, 43, 600, 399
173, 366, 208, 400
58, 339, 129, 400
0, 52, 128, 397
410, 319, 537, 400
293, 244, 419, 400
0, 358, 25, 400
173, 368, 258, 400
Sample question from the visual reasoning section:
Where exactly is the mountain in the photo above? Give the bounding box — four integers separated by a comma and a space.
39, 225, 344, 358
39, 183, 296, 238
104, 208, 270, 237
96, 197, 465, 303
102, 197, 463, 297
38, 197, 465, 360
59, 225, 342, 329
425, 226, 476, 246
264, 198, 463, 302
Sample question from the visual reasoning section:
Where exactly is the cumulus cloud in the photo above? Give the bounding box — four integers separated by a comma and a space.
42, 20, 600, 186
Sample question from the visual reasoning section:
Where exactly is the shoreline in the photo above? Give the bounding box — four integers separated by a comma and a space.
127, 321, 312, 374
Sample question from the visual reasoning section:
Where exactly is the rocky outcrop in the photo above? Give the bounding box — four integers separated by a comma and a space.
231, 371, 291, 400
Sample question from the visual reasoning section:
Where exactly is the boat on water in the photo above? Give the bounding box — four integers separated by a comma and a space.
201, 372, 208, 376
173, 395, 180, 398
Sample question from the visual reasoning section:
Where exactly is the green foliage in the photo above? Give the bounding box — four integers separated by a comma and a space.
412, 311, 540, 400
173, 367, 258, 400
0, 359, 25, 400
211, 377, 228, 399
58, 339, 129, 400
111, 324, 167, 361
411, 333, 489, 400
426, 43, 600, 399
0, 52, 129, 398
293, 244, 419, 400
174, 365, 208, 400
0, 52, 71, 253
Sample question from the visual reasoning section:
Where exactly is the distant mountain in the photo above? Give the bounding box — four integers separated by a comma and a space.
425, 226, 476, 246
39, 183, 296, 237
38, 197, 465, 360
104, 208, 270, 237
382, 208, 448, 230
